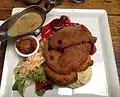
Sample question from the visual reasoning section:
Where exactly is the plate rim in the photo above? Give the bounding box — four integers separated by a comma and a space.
0, 8, 120, 97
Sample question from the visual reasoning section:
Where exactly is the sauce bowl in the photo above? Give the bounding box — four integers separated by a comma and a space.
0, 0, 58, 42
15, 35, 40, 57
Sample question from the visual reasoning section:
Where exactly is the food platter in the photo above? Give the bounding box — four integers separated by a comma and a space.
0, 8, 120, 97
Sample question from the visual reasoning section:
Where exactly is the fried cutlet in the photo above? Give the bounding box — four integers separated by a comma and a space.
43, 26, 96, 86
48, 26, 96, 49
43, 64, 77, 86
43, 40, 93, 75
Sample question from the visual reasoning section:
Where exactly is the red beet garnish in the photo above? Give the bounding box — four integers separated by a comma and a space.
36, 81, 42, 90
80, 24, 89, 32
41, 23, 53, 40
51, 19, 64, 30
35, 79, 53, 90
60, 15, 69, 24
90, 45, 97, 55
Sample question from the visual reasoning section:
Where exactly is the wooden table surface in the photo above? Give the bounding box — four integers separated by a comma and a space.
0, 0, 120, 82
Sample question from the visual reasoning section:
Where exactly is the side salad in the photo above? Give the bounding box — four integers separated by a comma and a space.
12, 50, 47, 97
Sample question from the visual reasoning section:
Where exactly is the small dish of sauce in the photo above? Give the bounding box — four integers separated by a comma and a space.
15, 35, 39, 57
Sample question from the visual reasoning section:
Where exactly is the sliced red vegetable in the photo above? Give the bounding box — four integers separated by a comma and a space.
35, 79, 53, 90
51, 19, 65, 30
36, 81, 42, 90
80, 24, 89, 32
90, 45, 97, 55
40, 16, 93, 42
60, 15, 69, 24
41, 23, 53, 41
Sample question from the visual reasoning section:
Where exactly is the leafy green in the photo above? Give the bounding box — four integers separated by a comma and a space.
24, 80, 34, 87
17, 79, 25, 97
14, 59, 25, 80
12, 79, 25, 97
13, 60, 46, 97
27, 66, 46, 82
12, 80, 19, 90
35, 89, 45, 96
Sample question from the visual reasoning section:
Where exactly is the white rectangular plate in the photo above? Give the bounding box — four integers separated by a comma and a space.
0, 8, 120, 97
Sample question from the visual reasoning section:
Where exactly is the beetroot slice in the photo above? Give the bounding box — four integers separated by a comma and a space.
40, 16, 95, 46
35, 79, 53, 90
90, 45, 97, 55
60, 15, 69, 24
51, 19, 64, 30
80, 24, 89, 32
41, 23, 53, 40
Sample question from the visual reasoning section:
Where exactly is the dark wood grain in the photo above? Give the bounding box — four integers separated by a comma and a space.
14, 0, 120, 15
109, 15, 120, 81
0, 9, 12, 20
0, 0, 13, 8
0, 0, 120, 82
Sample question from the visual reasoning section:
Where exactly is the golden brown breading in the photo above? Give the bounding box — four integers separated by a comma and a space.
43, 26, 96, 86
43, 64, 77, 86
43, 40, 93, 75
48, 26, 96, 49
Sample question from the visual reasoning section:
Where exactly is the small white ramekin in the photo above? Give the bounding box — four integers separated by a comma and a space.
15, 35, 39, 57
